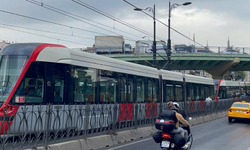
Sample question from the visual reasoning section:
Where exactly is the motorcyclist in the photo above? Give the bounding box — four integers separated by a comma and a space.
159, 101, 191, 149
172, 102, 191, 135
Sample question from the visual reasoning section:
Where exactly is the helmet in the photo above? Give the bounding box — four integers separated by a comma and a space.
173, 102, 180, 111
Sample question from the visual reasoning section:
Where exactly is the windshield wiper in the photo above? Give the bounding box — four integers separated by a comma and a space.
0, 75, 10, 95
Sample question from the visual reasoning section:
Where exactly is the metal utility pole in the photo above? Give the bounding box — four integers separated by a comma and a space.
167, 1, 192, 70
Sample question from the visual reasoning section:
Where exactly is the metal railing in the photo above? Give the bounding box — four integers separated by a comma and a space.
0, 98, 248, 149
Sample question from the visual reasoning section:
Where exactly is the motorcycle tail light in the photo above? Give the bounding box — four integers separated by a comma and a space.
162, 133, 171, 139
164, 121, 174, 124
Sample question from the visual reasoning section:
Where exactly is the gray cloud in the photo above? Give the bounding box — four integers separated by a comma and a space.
0, 0, 249, 49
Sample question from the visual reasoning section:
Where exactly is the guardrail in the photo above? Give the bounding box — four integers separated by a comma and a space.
0, 98, 248, 150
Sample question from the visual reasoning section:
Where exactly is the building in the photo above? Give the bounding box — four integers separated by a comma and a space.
0, 41, 11, 50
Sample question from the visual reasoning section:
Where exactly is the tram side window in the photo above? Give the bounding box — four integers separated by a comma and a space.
175, 85, 183, 102
227, 86, 239, 98
13, 62, 45, 104
189, 84, 194, 100
195, 85, 200, 101
128, 77, 134, 102
166, 84, 174, 101
120, 75, 127, 103
99, 70, 117, 103
136, 77, 145, 103
200, 86, 205, 100
52, 64, 65, 103
152, 80, 158, 102
205, 87, 209, 98
147, 80, 153, 102
219, 86, 227, 99
209, 85, 215, 99
71, 66, 96, 103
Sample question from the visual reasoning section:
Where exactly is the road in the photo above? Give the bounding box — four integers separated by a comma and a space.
99, 117, 250, 150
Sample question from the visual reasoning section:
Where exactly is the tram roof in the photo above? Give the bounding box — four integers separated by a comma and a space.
240, 82, 250, 87
36, 47, 159, 79
0, 43, 42, 55
159, 70, 183, 82
184, 74, 214, 85
220, 80, 240, 86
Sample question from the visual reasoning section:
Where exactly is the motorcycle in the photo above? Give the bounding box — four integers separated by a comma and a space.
160, 132, 193, 150
155, 119, 193, 150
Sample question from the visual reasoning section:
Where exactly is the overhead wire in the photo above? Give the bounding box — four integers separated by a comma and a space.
0, 22, 139, 44
71, 0, 166, 42
1, 1, 232, 66
123, 0, 205, 48
0, 22, 94, 40
123, 0, 234, 63
0, 25, 89, 46
0, 22, 141, 46
26, 0, 139, 42
24, 0, 167, 65
0, 9, 114, 37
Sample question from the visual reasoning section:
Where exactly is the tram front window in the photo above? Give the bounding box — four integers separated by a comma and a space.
0, 55, 28, 103
13, 62, 45, 104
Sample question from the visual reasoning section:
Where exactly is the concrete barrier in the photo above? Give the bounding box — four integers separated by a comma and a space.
24, 111, 228, 150
81, 135, 114, 150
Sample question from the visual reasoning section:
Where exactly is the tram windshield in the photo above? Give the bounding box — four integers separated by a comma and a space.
0, 55, 28, 103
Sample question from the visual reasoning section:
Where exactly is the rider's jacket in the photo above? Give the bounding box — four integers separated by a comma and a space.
159, 108, 178, 124
175, 112, 189, 127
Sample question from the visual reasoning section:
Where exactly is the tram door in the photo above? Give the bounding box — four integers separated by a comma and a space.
44, 63, 66, 131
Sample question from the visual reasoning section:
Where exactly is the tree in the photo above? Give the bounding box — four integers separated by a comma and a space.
223, 71, 245, 81
188, 70, 196, 75
235, 71, 245, 81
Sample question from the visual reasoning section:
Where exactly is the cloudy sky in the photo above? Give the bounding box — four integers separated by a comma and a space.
0, 0, 250, 51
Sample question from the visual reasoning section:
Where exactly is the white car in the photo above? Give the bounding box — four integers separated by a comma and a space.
221, 50, 243, 54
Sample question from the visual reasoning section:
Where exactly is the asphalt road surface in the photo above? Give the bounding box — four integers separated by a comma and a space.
99, 117, 250, 150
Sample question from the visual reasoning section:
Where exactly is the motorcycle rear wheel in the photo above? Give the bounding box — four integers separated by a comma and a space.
187, 134, 193, 150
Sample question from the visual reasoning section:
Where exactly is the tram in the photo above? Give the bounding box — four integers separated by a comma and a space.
214, 80, 250, 101
0, 43, 248, 134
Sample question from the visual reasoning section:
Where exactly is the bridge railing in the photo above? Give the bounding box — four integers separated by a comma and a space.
0, 98, 248, 149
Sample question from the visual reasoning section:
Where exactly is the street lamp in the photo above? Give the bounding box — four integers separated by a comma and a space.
134, 5, 157, 68
167, 1, 191, 70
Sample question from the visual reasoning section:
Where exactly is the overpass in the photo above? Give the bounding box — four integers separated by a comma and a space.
104, 53, 250, 79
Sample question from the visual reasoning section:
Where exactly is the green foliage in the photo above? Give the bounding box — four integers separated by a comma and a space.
235, 71, 245, 81
224, 71, 245, 81
188, 70, 196, 75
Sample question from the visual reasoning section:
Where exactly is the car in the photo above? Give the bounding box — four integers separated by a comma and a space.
222, 49, 243, 54
228, 101, 250, 122
145, 47, 176, 54
195, 49, 215, 53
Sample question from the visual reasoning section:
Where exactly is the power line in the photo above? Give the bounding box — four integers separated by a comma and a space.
123, 1, 235, 63
26, 0, 139, 42
0, 9, 113, 36
0, 25, 89, 46
0, 22, 140, 46
123, 0, 205, 48
0, 22, 94, 40
156, 18, 205, 48
71, 0, 166, 41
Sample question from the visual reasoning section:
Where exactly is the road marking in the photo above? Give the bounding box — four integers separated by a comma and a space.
106, 137, 152, 150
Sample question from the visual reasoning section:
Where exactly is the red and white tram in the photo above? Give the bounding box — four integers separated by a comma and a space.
0, 43, 248, 134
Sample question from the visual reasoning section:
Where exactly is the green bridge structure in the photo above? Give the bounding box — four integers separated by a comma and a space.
104, 53, 250, 79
